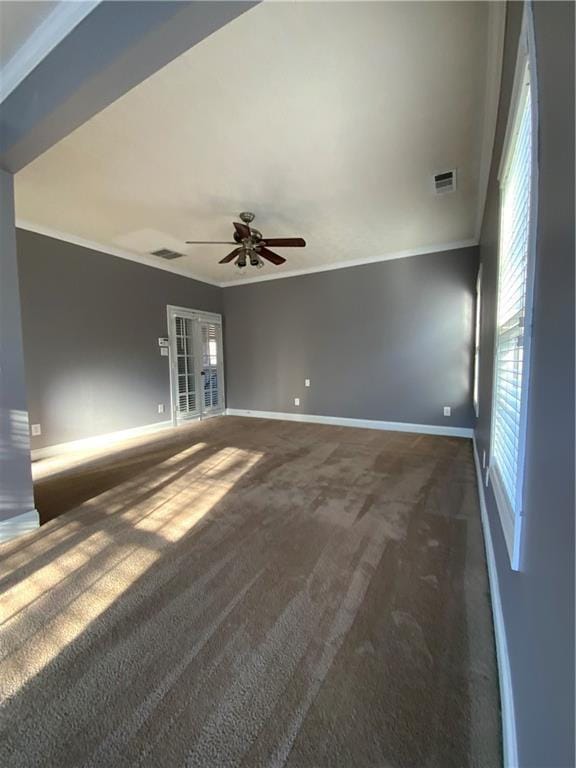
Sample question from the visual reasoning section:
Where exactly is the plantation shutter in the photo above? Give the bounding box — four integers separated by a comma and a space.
175, 316, 197, 415
200, 322, 221, 411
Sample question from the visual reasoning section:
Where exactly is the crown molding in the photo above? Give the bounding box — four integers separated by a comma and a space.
220, 238, 478, 287
475, 1, 506, 242
0, 2, 101, 103
15, 220, 221, 287
16, 221, 478, 290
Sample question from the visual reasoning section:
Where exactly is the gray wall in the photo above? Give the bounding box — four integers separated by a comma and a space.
475, 2, 574, 766
16, 229, 222, 449
0, 172, 34, 523
224, 247, 478, 428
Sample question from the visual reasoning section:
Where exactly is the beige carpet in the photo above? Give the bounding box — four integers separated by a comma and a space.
0, 416, 500, 767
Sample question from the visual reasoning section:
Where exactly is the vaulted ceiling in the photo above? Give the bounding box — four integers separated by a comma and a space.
0, 1, 58, 70
15, 1, 499, 285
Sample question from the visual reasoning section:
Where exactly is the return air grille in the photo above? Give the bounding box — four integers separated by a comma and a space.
151, 248, 184, 260
434, 169, 457, 194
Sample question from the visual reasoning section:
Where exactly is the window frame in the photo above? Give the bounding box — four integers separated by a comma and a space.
488, 3, 538, 572
473, 263, 482, 419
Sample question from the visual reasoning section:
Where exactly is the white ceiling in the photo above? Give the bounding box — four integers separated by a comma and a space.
15, 1, 494, 286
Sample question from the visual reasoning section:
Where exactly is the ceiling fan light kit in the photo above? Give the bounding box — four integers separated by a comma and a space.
186, 212, 306, 270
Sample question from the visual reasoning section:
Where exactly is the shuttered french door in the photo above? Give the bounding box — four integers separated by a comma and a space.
199, 321, 222, 415
173, 315, 198, 418
167, 307, 224, 423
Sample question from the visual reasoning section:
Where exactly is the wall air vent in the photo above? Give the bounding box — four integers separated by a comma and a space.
433, 169, 457, 194
151, 248, 184, 260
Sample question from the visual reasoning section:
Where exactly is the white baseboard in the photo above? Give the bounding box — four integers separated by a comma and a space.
226, 409, 473, 439
473, 436, 518, 768
0, 509, 40, 543
31, 420, 174, 461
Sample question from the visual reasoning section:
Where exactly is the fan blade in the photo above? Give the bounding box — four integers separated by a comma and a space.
261, 237, 306, 248
219, 247, 242, 264
233, 221, 251, 240
259, 246, 286, 265
186, 241, 236, 245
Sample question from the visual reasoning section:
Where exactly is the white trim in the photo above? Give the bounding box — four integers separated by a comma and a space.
0, 509, 40, 543
166, 306, 222, 325
473, 263, 482, 419
30, 420, 174, 461
497, 61, 531, 184
16, 220, 221, 287
497, 10, 534, 183
167, 305, 226, 426
226, 409, 473, 438
473, 437, 519, 768
490, 461, 519, 568
488, 1, 538, 572
475, 2, 507, 241
0, 2, 101, 103
222, 239, 478, 287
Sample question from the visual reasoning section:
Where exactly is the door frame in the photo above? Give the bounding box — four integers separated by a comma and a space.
166, 305, 225, 426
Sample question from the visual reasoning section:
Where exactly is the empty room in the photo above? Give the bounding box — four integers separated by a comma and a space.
0, 2, 573, 766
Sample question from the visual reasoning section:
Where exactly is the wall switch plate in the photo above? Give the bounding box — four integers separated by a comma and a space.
443, 406, 451, 417
294, 398, 300, 406
158, 404, 165, 414
158, 337, 169, 347
305, 379, 310, 387
160, 347, 169, 357
31, 423, 42, 436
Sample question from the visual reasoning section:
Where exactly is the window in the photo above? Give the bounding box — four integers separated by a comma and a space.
489, 15, 537, 571
473, 264, 482, 418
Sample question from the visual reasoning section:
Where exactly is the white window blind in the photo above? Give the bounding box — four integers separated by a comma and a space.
490, 58, 534, 568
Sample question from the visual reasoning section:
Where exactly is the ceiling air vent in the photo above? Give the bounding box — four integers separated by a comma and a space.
433, 169, 457, 194
151, 248, 184, 260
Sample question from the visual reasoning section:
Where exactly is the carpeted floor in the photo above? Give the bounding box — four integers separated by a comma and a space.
0, 416, 500, 767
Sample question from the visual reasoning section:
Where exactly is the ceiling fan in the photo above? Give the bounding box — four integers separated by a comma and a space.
186, 212, 306, 268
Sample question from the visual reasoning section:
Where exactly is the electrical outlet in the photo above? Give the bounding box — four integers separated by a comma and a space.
305, 379, 310, 387
294, 397, 300, 407
31, 423, 42, 436
443, 406, 451, 417
158, 404, 165, 414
